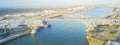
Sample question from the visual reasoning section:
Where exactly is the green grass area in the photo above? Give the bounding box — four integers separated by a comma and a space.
89, 30, 95, 34
87, 37, 107, 45
27, 27, 33, 32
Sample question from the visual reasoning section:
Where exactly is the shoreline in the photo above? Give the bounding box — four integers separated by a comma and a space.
0, 22, 49, 44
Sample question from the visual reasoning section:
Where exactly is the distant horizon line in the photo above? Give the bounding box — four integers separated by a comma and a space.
0, 4, 120, 9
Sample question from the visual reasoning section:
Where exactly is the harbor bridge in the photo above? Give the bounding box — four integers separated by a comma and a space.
0, 9, 118, 34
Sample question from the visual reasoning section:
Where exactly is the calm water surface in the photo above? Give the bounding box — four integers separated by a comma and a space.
80, 7, 114, 18
4, 20, 88, 45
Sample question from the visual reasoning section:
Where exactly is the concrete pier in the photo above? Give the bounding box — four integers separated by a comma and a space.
0, 31, 30, 44
0, 23, 48, 44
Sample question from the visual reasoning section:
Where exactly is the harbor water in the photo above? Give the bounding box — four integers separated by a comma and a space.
4, 20, 88, 45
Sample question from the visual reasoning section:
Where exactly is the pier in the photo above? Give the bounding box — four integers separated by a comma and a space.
0, 30, 30, 44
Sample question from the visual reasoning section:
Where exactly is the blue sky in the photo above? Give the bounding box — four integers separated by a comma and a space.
0, 0, 120, 8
